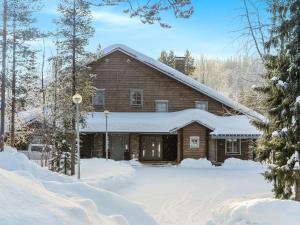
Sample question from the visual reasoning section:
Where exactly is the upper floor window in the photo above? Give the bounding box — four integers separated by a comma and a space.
195, 101, 208, 111
155, 100, 169, 112
225, 139, 241, 155
130, 89, 143, 107
92, 89, 105, 106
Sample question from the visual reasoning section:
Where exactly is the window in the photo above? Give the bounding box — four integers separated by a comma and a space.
195, 101, 208, 111
155, 100, 169, 112
130, 89, 143, 107
190, 136, 200, 148
225, 139, 241, 155
92, 89, 105, 106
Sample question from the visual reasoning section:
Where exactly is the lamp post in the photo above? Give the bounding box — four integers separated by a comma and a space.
103, 110, 109, 161
72, 93, 82, 179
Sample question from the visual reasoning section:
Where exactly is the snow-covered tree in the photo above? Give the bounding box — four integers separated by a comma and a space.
53, 0, 95, 175
183, 50, 195, 76
253, 0, 300, 201
1, 0, 42, 147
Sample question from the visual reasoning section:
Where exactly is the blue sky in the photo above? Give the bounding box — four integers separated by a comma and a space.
34, 0, 267, 60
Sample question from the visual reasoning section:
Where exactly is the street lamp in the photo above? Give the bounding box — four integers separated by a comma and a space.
72, 93, 82, 179
103, 110, 109, 161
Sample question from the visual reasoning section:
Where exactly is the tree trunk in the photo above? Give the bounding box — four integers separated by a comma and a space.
1, 0, 8, 151
70, 0, 77, 175
10, 1, 17, 147
295, 173, 300, 201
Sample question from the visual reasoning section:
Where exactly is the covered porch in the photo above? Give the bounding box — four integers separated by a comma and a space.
79, 109, 261, 163
80, 133, 178, 162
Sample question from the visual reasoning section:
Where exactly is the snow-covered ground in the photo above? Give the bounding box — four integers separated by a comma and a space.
119, 165, 272, 225
0, 147, 157, 225
1, 147, 299, 225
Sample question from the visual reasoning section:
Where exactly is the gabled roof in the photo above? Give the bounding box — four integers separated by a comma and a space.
100, 44, 265, 121
80, 109, 261, 137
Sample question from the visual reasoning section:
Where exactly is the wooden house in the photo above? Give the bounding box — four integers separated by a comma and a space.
80, 44, 263, 163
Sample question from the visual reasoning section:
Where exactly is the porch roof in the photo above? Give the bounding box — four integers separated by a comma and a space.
80, 109, 261, 137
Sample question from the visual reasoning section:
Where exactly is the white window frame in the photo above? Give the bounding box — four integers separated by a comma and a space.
92, 89, 105, 106
130, 89, 143, 107
190, 136, 200, 149
155, 100, 169, 112
195, 101, 208, 111
225, 139, 241, 155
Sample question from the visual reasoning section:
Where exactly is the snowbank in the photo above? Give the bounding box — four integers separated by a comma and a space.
207, 198, 300, 225
179, 158, 214, 169
0, 147, 158, 225
0, 168, 119, 225
222, 158, 266, 171
79, 158, 136, 191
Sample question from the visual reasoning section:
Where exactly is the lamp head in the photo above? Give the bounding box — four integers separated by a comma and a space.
103, 110, 109, 117
72, 94, 82, 104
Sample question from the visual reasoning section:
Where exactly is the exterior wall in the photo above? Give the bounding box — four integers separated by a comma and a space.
216, 139, 252, 162
93, 133, 104, 157
181, 122, 209, 159
90, 51, 233, 115
130, 134, 140, 159
208, 138, 216, 162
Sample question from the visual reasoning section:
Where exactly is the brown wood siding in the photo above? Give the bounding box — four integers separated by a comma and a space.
90, 51, 233, 115
181, 122, 208, 159
216, 139, 251, 162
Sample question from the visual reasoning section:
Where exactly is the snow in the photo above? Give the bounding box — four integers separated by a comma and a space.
222, 158, 266, 171
0, 147, 158, 225
296, 96, 300, 104
1, 147, 298, 225
271, 76, 279, 81
0, 168, 118, 225
120, 166, 272, 225
81, 109, 261, 137
287, 151, 300, 170
78, 158, 136, 191
277, 80, 288, 88
179, 158, 214, 168
100, 44, 265, 121
207, 198, 300, 225
272, 130, 279, 137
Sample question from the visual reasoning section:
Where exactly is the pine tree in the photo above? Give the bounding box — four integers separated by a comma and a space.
159, 50, 168, 64
184, 50, 195, 76
54, 0, 95, 175
0, 0, 8, 151
253, 0, 300, 201
158, 50, 176, 67
167, 51, 176, 68
7, 0, 41, 147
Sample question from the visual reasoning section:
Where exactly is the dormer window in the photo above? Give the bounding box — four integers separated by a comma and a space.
130, 89, 143, 107
92, 89, 105, 106
195, 101, 208, 111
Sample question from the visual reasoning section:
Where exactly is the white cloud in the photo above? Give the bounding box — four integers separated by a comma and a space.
92, 11, 142, 27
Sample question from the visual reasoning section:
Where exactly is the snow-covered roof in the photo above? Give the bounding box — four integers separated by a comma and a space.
80, 109, 261, 137
100, 44, 265, 121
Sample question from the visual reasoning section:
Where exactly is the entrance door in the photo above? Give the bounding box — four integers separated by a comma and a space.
140, 136, 163, 161
110, 134, 129, 160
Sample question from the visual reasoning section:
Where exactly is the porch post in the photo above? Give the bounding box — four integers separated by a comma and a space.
177, 131, 181, 163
